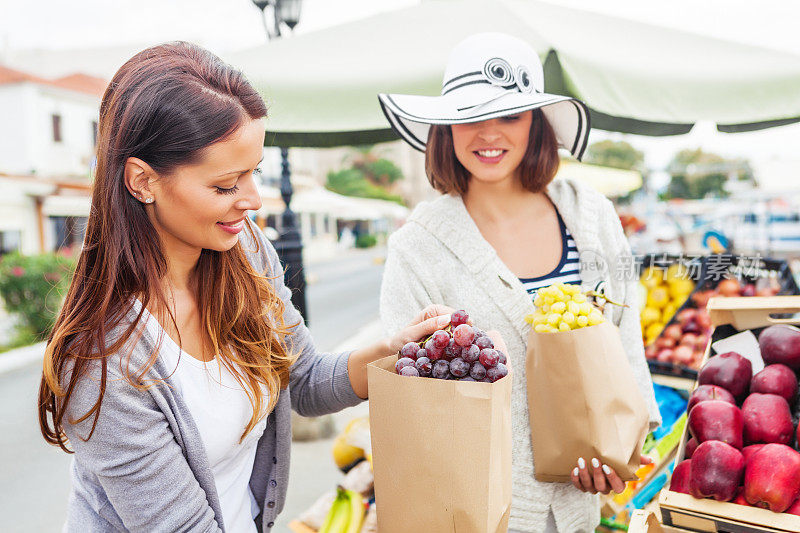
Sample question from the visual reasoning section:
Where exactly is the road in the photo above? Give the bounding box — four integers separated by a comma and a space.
0, 247, 385, 532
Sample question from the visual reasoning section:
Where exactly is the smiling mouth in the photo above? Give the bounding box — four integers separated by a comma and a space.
473, 149, 507, 163
216, 217, 246, 233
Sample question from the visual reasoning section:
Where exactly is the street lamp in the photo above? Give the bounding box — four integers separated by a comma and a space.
250, 0, 308, 323
252, 0, 303, 39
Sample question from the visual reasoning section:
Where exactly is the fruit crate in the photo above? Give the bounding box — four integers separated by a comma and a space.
646, 256, 800, 383
657, 296, 800, 533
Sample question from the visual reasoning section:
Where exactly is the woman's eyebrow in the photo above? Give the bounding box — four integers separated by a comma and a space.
215, 157, 265, 177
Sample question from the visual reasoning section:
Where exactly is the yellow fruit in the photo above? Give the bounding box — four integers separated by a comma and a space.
564, 284, 581, 295
645, 322, 664, 341
533, 293, 544, 307
572, 293, 588, 304
533, 312, 547, 325
578, 302, 593, 316
547, 313, 561, 326
646, 287, 669, 309
559, 322, 572, 332
666, 263, 689, 283
551, 301, 567, 314
332, 435, 363, 470
668, 279, 694, 300
576, 315, 589, 328
561, 311, 576, 326
641, 307, 661, 327
544, 295, 556, 306
662, 304, 677, 323
588, 309, 604, 326
567, 301, 581, 316
541, 304, 551, 313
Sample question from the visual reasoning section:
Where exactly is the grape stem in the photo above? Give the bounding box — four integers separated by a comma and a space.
586, 290, 629, 309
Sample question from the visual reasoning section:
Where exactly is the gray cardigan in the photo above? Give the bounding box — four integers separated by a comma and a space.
60, 223, 363, 532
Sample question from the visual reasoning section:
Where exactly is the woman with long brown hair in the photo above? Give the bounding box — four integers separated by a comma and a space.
39, 42, 453, 532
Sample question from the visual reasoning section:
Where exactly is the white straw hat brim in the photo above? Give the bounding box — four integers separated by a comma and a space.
378, 90, 591, 160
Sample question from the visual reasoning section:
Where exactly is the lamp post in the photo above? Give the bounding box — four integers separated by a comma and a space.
250, 0, 308, 323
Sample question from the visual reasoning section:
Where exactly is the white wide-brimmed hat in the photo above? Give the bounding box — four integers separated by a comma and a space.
378, 33, 590, 160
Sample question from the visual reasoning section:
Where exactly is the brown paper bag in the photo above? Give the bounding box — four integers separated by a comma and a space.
526, 320, 649, 482
368, 355, 512, 533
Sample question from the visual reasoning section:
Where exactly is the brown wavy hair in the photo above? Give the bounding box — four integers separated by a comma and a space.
425, 109, 560, 195
39, 42, 295, 452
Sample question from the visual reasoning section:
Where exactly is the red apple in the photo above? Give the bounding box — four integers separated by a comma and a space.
742, 393, 794, 445
698, 351, 752, 400
690, 440, 744, 501
787, 498, 800, 516
655, 336, 677, 350
677, 308, 697, 325
673, 345, 694, 365
688, 400, 744, 449
683, 319, 703, 335
685, 437, 698, 459
695, 310, 712, 330
732, 487, 751, 506
742, 444, 767, 465
759, 325, 800, 370
687, 385, 736, 414
670, 459, 692, 494
663, 324, 683, 342
645, 344, 658, 360
718, 278, 742, 297
680, 333, 698, 347
657, 349, 674, 363
744, 443, 800, 512
695, 333, 709, 350
750, 364, 798, 403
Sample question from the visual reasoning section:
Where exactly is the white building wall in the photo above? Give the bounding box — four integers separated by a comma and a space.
0, 83, 37, 175
32, 86, 99, 177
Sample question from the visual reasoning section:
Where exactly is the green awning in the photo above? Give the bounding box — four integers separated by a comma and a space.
226, 0, 800, 148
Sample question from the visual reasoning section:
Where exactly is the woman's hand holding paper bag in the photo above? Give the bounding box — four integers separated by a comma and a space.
571, 454, 653, 494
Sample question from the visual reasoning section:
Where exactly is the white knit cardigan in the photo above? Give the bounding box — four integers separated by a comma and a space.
379, 178, 662, 533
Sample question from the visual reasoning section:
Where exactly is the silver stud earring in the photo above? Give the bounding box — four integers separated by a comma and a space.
145, 198, 154, 204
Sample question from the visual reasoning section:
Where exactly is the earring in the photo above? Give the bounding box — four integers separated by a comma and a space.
145, 198, 154, 204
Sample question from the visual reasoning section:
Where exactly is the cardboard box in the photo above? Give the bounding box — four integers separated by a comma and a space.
628, 510, 694, 533
658, 296, 800, 533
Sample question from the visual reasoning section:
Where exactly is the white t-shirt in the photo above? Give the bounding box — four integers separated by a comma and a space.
135, 300, 267, 532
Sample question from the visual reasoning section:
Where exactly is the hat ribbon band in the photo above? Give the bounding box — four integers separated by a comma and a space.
443, 78, 519, 96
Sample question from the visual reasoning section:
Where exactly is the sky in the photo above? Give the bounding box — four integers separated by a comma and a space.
1, 0, 798, 181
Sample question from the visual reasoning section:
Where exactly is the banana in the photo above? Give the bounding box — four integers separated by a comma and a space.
319, 487, 353, 533
344, 488, 365, 533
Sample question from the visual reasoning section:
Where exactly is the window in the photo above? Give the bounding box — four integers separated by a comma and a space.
0, 230, 21, 256
91, 120, 98, 146
52, 114, 62, 143
51, 216, 87, 252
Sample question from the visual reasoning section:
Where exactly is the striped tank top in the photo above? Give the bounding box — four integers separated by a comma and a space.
519, 211, 582, 297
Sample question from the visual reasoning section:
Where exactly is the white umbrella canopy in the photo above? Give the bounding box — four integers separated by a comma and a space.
226, 0, 800, 147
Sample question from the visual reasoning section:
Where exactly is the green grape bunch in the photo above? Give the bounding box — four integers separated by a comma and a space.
525, 282, 610, 333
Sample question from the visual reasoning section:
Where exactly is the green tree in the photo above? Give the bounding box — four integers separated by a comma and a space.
584, 140, 646, 204
326, 168, 405, 204
326, 145, 406, 204
584, 140, 644, 171
661, 148, 753, 200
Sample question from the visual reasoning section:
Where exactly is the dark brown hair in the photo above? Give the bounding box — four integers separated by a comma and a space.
40, 42, 295, 451
425, 109, 560, 195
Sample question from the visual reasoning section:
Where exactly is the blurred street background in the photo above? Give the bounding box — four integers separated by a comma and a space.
2, 0, 800, 531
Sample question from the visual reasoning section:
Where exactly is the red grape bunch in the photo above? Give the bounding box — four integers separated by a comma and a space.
394, 309, 508, 382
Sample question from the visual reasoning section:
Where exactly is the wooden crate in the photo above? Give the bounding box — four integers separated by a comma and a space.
657, 296, 800, 533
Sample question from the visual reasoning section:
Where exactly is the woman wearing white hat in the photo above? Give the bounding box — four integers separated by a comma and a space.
378, 33, 661, 532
